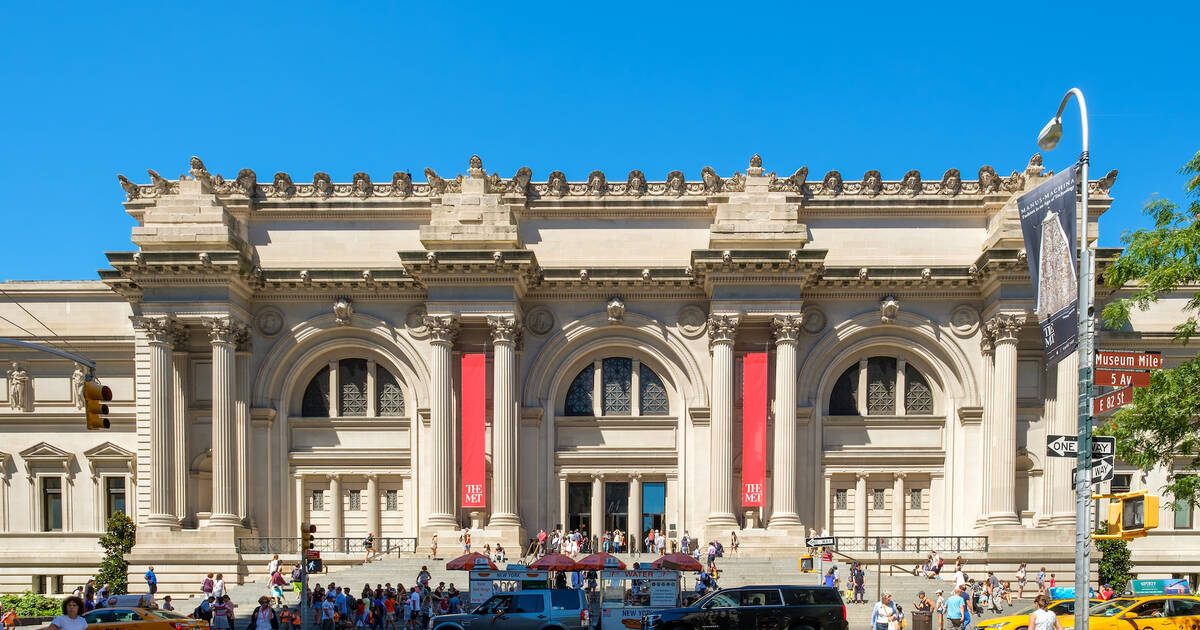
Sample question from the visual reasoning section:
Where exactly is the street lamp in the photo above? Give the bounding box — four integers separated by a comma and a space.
1037, 88, 1093, 630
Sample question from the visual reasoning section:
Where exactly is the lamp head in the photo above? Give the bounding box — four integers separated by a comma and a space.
1037, 118, 1063, 151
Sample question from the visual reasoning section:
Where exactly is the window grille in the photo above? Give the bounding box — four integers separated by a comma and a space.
302, 365, 331, 417
873, 488, 886, 510
386, 489, 398, 511
866, 357, 897, 415
602, 358, 632, 415
339, 359, 368, 416
904, 364, 933, 414
639, 363, 669, 415
835, 489, 848, 510
311, 490, 324, 511
565, 366, 594, 416
349, 489, 361, 511
377, 367, 405, 416
910, 488, 922, 510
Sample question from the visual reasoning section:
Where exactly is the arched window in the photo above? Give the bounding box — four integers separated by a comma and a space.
828, 357, 935, 416
299, 359, 406, 418
563, 357, 670, 417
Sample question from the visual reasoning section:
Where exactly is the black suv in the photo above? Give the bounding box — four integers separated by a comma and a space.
643, 585, 848, 630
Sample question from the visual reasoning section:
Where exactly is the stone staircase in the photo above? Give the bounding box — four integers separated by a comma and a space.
190, 552, 1031, 630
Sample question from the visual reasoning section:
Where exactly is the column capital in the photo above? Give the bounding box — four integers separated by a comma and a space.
487, 315, 522, 347
205, 317, 248, 346
894, 472, 908, 481
592, 472, 604, 481
558, 472, 568, 482
326, 472, 342, 483
856, 472, 870, 481
628, 472, 642, 481
707, 314, 740, 346
132, 316, 178, 344
986, 313, 1027, 345
771, 314, 804, 344
424, 315, 460, 345
364, 473, 378, 482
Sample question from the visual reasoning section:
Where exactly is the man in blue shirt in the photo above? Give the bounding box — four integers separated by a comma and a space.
144, 566, 157, 595
336, 587, 348, 617
944, 586, 966, 629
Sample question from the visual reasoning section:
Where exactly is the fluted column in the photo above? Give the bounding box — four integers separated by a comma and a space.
769, 315, 803, 530
488, 316, 521, 527
892, 473, 906, 536
366, 474, 380, 537
294, 475, 306, 534
978, 330, 995, 526
328, 474, 344, 539
987, 314, 1025, 526
171, 329, 190, 524
424, 315, 460, 528
206, 317, 244, 527
235, 342, 251, 525
854, 473, 868, 537
629, 474, 642, 552
707, 315, 739, 528
590, 473, 604, 542
1045, 352, 1079, 526
136, 317, 179, 528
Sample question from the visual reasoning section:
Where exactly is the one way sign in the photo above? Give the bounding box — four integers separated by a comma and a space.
1073, 456, 1115, 485
1046, 435, 1116, 458
806, 537, 836, 548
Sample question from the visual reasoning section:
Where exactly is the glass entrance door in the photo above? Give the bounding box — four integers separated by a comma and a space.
642, 481, 666, 535
604, 482, 629, 534
568, 482, 591, 532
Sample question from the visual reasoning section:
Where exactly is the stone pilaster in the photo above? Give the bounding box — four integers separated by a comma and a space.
707, 315, 740, 529
366, 474, 380, 538
424, 315, 459, 529
135, 316, 179, 529
855, 473, 868, 537
294, 474, 306, 534
629, 473, 643, 552
590, 473, 603, 542
488, 316, 522, 529
978, 328, 995, 526
206, 317, 245, 527
892, 472, 907, 536
769, 315, 803, 530
235, 339, 251, 526
327, 473, 344, 539
987, 314, 1025, 526
557, 473, 568, 532
1045, 352, 1078, 526
170, 327, 189, 524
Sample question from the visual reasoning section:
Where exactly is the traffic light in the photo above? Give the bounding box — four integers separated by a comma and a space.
301, 522, 316, 551
83, 378, 112, 430
1096, 490, 1160, 539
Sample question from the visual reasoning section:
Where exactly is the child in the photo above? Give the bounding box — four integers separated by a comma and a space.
2, 606, 18, 630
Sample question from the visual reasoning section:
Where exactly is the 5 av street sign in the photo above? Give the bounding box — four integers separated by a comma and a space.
1047, 434, 1115, 458
1095, 369, 1151, 388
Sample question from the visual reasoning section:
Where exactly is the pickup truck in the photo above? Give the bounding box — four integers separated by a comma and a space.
430, 588, 590, 630
643, 585, 848, 630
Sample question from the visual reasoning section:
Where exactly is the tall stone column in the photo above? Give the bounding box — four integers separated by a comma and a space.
629, 474, 642, 553
892, 473, 907, 536
590, 473, 604, 543
366, 474, 380, 537
236, 343, 251, 525
1045, 352, 1079, 526
206, 317, 245, 527
987, 314, 1025, 526
769, 315, 803, 530
328, 474, 344, 541
707, 315, 740, 529
294, 475, 306, 534
855, 473, 868, 537
136, 317, 179, 528
488, 316, 521, 527
424, 315, 459, 529
978, 330, 995, 526
558, 474, 568, 532
171, 329, 190, 524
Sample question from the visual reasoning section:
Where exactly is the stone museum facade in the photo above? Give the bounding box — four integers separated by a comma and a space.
1, 153, 1197, 595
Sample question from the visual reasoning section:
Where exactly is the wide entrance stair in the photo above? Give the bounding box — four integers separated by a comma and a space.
212, 553, 1023, 630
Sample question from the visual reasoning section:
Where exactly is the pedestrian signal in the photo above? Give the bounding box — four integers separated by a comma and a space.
83, 379, 112, 430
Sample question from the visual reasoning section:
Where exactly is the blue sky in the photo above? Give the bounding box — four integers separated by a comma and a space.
1, 2, 1195, 280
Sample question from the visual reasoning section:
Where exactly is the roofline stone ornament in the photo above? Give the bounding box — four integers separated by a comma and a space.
587, 170, 607, 197
425, 168, 447, 195
509, 167, 533, 196
625, 170, 647, 197
235, 168, 257, 197
547, 171, 568, 197
392, 171, 413, 197
468, 155, 484, 179
313, 172, 333, 197
748, 154, 764, 177
273, 172, 296, 198
701, 166, 724, 193
862, 170, 883, 197
148, 169, 172, 196
665, 171, 685, 196
118, 174, 140, 200
900, 170, 922, 196
352, 172, 372, 198
189, 156, 212, 186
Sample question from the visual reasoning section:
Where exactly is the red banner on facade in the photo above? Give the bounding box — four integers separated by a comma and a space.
742, 352, 767, 507
461, 353, 487, 508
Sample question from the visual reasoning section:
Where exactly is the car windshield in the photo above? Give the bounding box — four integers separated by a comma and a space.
154, 610, 191, 619
1090, 599, 1136, 617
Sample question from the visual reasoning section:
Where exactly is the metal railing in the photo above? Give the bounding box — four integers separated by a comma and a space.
821, 536, 988, 553
237, 537, 418, 555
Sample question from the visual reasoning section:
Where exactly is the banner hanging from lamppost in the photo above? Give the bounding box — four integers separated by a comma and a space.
1017, 167, 1079, 367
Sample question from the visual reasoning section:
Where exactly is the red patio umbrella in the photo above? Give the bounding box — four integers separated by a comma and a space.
445, 552, 497, 571
528, 552, 578, 571
573, 552, 627, 571
649, 553, 703, 572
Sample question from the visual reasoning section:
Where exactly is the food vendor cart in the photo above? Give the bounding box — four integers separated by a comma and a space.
599, 569, 680, 630
467, 569, 549, 605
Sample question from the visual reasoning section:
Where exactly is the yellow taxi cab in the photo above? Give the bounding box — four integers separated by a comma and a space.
976, 599, 1100, 630
76, 607, 210, 630
1072, 596, 1200, 630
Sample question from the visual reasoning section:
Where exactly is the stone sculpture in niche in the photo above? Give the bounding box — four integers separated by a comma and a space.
71, 363, 86, 410
7, 361, 31, 412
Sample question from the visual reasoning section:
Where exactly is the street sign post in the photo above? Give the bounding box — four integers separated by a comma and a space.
1096, 350, 1162, 371
1073, 455, 1115, 485
1095, 369, 1151, 388
805, 537, 836, 548
1093, 386, 1133, 415
1046, 434, 1115, 458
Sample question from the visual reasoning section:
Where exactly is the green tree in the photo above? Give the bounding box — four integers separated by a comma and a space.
1093, 529, 1134, 592
94, 510, 136, 595
1101, 150, 1200, 506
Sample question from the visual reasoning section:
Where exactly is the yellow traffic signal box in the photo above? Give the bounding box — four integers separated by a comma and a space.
82, 379, 112, 430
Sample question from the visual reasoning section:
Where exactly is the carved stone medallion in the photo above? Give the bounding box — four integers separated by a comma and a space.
405, 305, 428, 335
801, 307, 826, 334
524, 306, 555, 336
677, 305, 707, 338
950, 304, 981, 338
254, 306, 285, 337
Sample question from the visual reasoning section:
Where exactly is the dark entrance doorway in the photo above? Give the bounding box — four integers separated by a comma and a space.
604, 482, 629, 533
568, 482, 591, 532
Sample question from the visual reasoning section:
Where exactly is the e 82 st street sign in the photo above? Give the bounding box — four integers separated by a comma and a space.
1093, 385, 1134, 415
1047, 434, 1115, 458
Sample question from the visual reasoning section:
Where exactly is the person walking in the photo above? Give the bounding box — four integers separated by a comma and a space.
363, 534, 375, 563
47, 596, 87, 630
249, 597, 280, 630
934, 589, 946, 630
202, 573, 215, 600
144, 566, 158, 595
429, 533, 438, 559
268, 554, 281, 579
729, 531, 739, 557
944, 586, 966, 630
871, 592, 899, 630
270, 568, 287, 605
1028, 595, 1064, 630
214, 573, 227, 600
1016, 563, 1028, 599
854, 564, 868, 604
